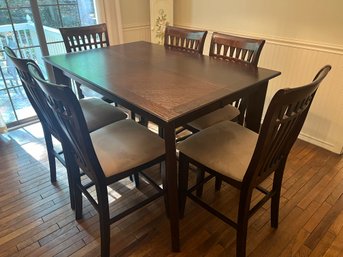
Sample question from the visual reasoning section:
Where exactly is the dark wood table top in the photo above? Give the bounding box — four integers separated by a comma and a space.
44, 41, 280, 127
44, 41, 281, 252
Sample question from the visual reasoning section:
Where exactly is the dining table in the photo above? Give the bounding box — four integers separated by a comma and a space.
43, 41, 281, 252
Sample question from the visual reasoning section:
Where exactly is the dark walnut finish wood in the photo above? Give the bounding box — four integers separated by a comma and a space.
186, 32, 266, 132
43, 41, 281, 252
177, 65, 331, 257
59, 23, 110, 100
164, 26, 207, 54
4, 47, 127, 213
185, 32, 266, 191
209, 32, 265, 66
59, 23, 109, 53
3, 47, 63, 184
210, 32, 265, 125
28, 63, 166, 257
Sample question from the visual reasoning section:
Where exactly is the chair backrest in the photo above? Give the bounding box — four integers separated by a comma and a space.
209, 32, 265, 66
28, 63, 104, 182
245, 65, 331, 188
3, 46, 61, 137
164, 26, 207, 55
59, 23, 110, 53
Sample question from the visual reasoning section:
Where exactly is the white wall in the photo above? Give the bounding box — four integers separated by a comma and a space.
174, 0, 343, 154
174, 0, 343, 47
120, 0, 151, 42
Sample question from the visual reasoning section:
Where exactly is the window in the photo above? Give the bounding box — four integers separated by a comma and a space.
0, 0, 96, 128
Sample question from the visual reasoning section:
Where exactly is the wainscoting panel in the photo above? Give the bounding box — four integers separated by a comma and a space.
200, 29, 343, 154
259, 39, 343, 154
123, 25, 151, 43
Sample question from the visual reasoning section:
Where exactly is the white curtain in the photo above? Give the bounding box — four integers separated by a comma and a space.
95, 0, 124, 45
0, 111, 7, 134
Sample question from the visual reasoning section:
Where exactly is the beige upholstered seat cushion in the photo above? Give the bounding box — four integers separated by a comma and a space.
188, 104, 240, 131
177, 120, 258, 182
80, 97, 127, 132
90, 119, 165, 177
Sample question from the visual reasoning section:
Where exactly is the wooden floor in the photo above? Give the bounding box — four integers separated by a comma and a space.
0, 123, 343, 257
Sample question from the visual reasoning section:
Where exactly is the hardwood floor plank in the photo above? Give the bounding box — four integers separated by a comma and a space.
308, 231, 336, 257
0, 126, 342, 257
278, 228, 311, 257
305, 195, 343, 250
322, 226, 343, 257
303, 202, 332, 233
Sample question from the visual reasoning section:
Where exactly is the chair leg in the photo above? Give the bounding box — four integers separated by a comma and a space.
158, 126, 164, 138
97, 187, 111, 257
139, 116, 149, 127
160, 161, 170, 217
215, 176, 222, 191
74, 175, 83, 220
271, 191, 280, 228
134, 172, 140, 188
75, 81, 85, 99
99, 213, 111, 257
43, 128, 56, 183
196, 168, 205, 197
131, 111, 136, 121
178, 153, 189, 218
271, 163, 286, 228
236, 191, 253, 257
129, 173, 140, 187
63, 145, 79, 211
69, 157, 83, 219
236, 218, 249, 257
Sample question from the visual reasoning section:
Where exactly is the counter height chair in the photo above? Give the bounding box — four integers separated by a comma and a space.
164, 25, 207, 55
59, 23, 140, 122
177, 65, 331, 257
4, 46, 127, 208
59, 24, 112, 100
182, 32, 266, 193
163, 26, 207, 138
186, 32, 266, 132
28, 62, 166, 257
59, 23, 109, 53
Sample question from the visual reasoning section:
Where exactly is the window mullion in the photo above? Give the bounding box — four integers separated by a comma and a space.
29, 0, 55, 81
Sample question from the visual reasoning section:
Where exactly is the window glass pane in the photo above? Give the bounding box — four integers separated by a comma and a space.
39, 6, 62, 29
15, 26, 38, 48
0, 51, 7, 90
20, 47, 45, 68
10, 87, 36, 120
0, 19, 39, 50
60, 5, 80, 27
0, 76, 6, 90
0, 49, 21, 90
37, 0, 57, 5
0, 31, 18, 51
0, 9, 10, 24
0, 0, 97, 129
8, 0, 30, 8
9, 8, 33, 24
0, 89, 16, 123
60, 0, 77, 3
1, 68, 21, 90
0, 0, 6, 9
78, 1, 96, 25
43, 26, 62, 43
47, 42, 65, 56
